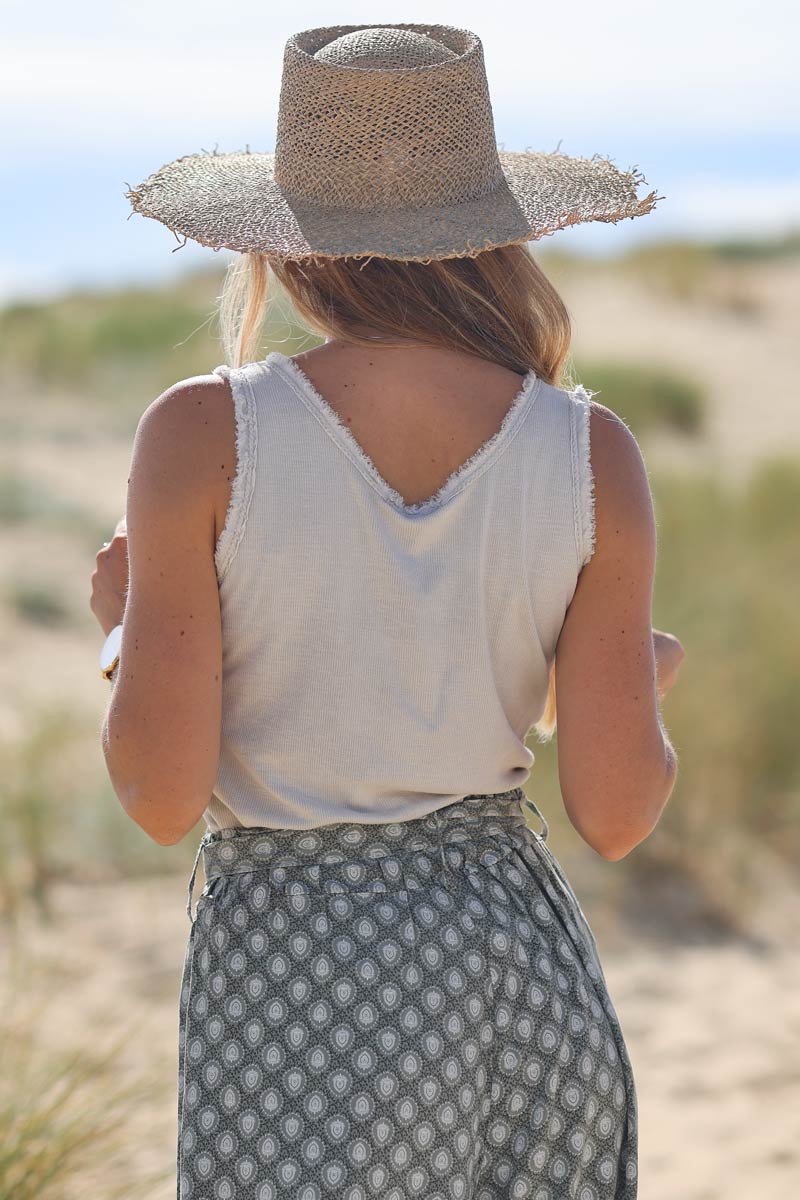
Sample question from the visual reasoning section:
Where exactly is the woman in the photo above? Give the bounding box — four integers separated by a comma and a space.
92, 24, 684, 1199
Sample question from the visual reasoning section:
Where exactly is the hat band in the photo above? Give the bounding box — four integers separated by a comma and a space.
274, 146, 507, 211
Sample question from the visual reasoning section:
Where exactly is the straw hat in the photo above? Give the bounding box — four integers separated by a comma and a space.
125, 23, 662, 263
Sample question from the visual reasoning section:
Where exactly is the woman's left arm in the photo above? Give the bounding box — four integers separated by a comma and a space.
99, 375, 231, 845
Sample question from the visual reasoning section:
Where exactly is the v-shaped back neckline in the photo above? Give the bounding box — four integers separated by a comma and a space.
266, 350, 541, 517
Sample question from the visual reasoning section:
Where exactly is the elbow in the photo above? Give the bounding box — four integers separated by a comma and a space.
572, 746, 679, 863
585, 822, 649, 862
593, 834, 645, 862
103, 715, 208, 849
589, 818, 657, 862
102, 730, 205, 846
122, 791, 203, 846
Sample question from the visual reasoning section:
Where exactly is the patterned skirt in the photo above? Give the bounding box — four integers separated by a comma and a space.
177, 789, 638, 1199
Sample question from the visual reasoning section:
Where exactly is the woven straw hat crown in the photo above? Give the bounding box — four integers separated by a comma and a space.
126, 23, 662, 261
275, 26, 505, 211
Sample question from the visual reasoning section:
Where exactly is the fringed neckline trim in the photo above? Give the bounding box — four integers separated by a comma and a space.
267, 350, 540, 517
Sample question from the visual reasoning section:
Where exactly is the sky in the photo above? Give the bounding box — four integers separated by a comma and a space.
1, 0, 798, 303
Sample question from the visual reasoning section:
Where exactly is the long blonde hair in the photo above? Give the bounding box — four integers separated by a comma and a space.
216, 244, 572, 740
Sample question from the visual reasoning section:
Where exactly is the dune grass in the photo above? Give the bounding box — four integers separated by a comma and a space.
0, 241, 797, 929
0, 703, 196, 924
4, 229, 791, 422
0, 453, 797, 933
599, 456, 799, 922
3, 578, 71, 628
0, 270, 309, 428
0, 467, 111, 553
612, 240, 768, 316
573, 359, 706, 437
0, 971, 170, 1200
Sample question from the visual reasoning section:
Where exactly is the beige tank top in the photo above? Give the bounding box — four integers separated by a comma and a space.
203, 350, 595, 830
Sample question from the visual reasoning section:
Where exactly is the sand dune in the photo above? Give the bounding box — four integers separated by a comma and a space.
565, 257, 800, 482
2, 256, 798, 1196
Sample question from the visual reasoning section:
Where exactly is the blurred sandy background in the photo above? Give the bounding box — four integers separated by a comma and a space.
1, 3, 798, 1198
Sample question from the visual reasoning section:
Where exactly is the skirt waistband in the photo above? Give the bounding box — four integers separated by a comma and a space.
187, 789, 549, 921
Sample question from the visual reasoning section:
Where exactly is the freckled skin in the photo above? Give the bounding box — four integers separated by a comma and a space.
99, 347, 681, 852
546, 399, 680, 858
289, 339, 533, 509
100, 372, 230, 844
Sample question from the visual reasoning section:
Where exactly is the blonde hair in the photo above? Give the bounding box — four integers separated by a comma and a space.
216, 245, 574, 740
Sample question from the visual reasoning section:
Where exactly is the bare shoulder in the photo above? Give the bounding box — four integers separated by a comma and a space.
138, 372, 232, 432
587, 399, 655, 543
136, 372, 232, 446
131, 373, 235, 513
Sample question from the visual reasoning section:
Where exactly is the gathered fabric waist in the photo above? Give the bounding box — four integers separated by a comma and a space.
187, 788, 549, 920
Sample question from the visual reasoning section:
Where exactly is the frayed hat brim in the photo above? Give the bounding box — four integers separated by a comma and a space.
126, 146, 661, 263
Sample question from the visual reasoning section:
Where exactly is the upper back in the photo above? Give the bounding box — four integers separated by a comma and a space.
284, 340, 544, 510
195, 344, 635, 829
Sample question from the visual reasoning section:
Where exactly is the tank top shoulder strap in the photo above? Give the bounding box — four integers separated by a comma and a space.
516, 374, 597, 575
211, 361, 260, 584
209, 358, 597, 583
567, 382, 597, 570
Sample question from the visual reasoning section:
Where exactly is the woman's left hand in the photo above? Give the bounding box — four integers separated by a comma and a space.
91, 514, 128, 637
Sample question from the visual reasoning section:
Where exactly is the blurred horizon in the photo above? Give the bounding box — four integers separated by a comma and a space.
2, 0, 798, 303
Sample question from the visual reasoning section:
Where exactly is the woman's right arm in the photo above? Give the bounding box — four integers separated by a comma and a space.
554, 402, 679, 861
